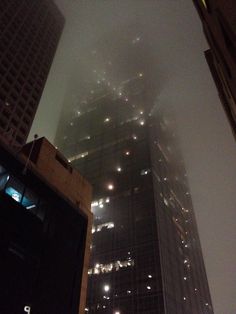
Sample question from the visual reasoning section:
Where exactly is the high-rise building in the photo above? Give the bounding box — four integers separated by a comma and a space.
193, 0, 236, 139
0, 137, 92, 314
0, 0, 64, 147
55, 74, 213, 313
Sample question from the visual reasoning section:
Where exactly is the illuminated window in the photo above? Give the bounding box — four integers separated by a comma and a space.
107, 184, 114, 190
68, 151, 88, 162
140, 169, 151, 176
104, 117, 110, 123
103, 284, 110, 292
93, 222, 115, 233
88, 258, 135, 275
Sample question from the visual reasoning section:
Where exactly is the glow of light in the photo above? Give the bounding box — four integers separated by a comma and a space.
125, 97, 129, 102
125, 151, 130, 156
85, 308, 89, 312
184, 259, 188, 264
148, 275, 152, 278
77, 111, 81, 116
132, 135, 137, 140
195, 288, 198, 292
205, 303, 209, 306
201, 0, 207, 9
104, 285, 110, 292
5, 101, 10, 106
147, 286, 151, 290
107, 184, 114, 191
95, 264, 100, 268
104, 117, 110, 123
183, 297, 186, 301
115, 312, 120, 314
139, 120, 145, 126
138, 73, 143, 77
184, 277, 187, 281
117, 167, 122, 172
127, 290, 131, 294
118, 92, 122, 96
12, 193, 21, 202
140, 110, 143, 114
105, 198, 110, 203
99, 204, 104, 208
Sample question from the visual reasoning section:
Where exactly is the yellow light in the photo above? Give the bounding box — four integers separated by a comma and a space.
201, 0, 207, 9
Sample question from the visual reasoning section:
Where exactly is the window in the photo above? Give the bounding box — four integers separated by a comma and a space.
5, 177, 24, 203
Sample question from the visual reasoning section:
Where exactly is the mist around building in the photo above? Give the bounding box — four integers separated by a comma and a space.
0, 1, 236, 314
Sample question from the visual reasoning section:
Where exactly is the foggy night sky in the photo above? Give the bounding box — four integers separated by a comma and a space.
29, 1, 236, 313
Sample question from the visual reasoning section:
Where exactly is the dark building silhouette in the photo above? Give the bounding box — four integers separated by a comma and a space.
0, 0, 64, 147
55, 75, 213, 313
193, 0, 236, 138
0, 137, 92, 314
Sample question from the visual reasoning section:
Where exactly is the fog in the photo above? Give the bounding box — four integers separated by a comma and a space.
29, 1, 236, 313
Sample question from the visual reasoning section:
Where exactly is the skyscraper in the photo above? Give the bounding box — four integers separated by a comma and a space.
55, 72, 213, 313
0, 0, 64, 147
193, 0, 236, 139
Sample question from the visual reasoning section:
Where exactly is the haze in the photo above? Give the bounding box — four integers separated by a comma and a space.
29, 1, 236, 313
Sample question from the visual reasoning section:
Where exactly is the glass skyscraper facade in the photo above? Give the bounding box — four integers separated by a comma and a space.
55, 75, 213, 313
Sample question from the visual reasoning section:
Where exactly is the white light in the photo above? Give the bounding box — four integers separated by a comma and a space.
12, 193, 21, 202
127, 290, 131, 294
125, 97, 129, 102
183, 297, 186, 301
147, 286, 151, 290
77, 111, 81, 116
104, 117, 110, 123
184, 277, 187, 281
125, 151, 130, 156
139, 73, 143, 77
205, 303, 209, 306
133, 135, 137, 140
117, 167, 122, 172
163, 177, 167, 181
115, 312, 120, 314
107, 184, 114, 190
105, 198, 110, 203
194, 288, 198, 292
85, 308, 89, 312
139, 120, 145, 126
5, 101, 10, 106
140, 110, 143, 114
99, 204, 104, 208
148, 275, 152, 278
95, 264, 100, 268
104, 285, 110, 292
119, 92, 122, 96
184, 259, 188, 264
